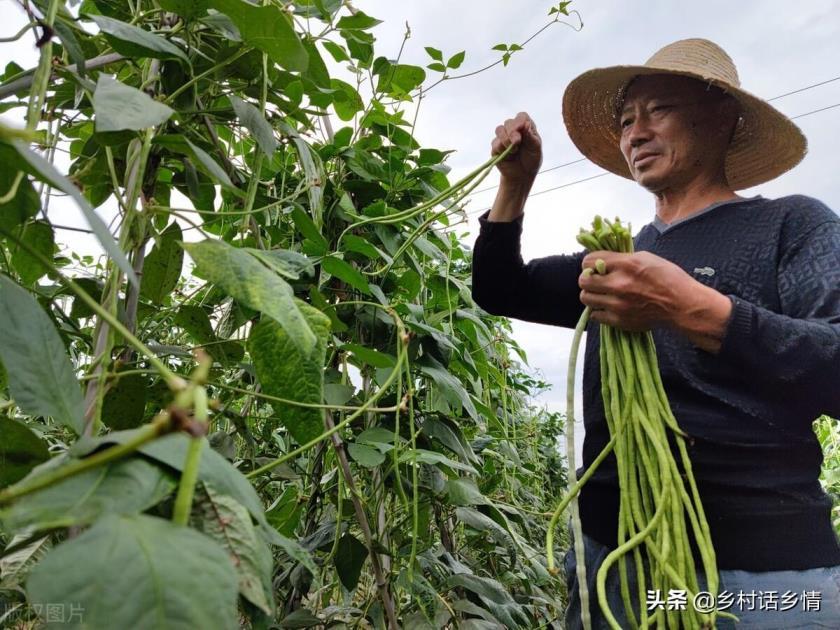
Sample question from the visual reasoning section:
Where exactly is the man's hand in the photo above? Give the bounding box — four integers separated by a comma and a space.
491, 112, 542, 187
487, 112, 542, 222
578, 251, 734, 353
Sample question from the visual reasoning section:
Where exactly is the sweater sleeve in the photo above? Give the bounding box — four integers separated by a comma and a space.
716, 211, 840, 418
470, 209, 586, 328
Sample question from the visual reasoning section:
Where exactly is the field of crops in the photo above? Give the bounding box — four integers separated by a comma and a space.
0, 1, 838, 629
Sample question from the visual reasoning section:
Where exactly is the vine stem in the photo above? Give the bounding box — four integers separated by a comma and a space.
24, 0, 61, 131
172, 387, 208, 525
325, 410, 399, 629
0, 413, 173, 506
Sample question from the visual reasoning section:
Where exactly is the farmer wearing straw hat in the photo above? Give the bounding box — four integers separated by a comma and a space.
471, 38, 840, 627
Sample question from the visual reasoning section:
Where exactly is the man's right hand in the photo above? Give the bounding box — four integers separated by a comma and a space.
486, 112, 542, 222
491, 112, 543, 187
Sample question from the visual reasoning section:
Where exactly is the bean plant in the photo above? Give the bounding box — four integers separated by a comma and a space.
0, 1, 581, 628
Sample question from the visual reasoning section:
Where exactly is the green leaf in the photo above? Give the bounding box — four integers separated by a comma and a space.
289, 206, 328, 253
419, 357, 478, 420
7, 140, 138, 286
455, 507, 516, 563
158, 0, 210, 20
191, 483, 274, 615
208, 0, 308, 71
10, 220, 54, 284
321, 255, 370, 294
323, 383, 354, 406
0, 418, 49, 488
447, 51, 466, 69
422, 416, 479, 465
278, 608, 323, 628
321, 40, 349, 63
446, 574, 527, 628
330, 78, 364, 120
247, 248, 314, 280
377, 64, 425, 96
174, 304, 214, 342
341, 343, 395, 368
0, 164, 38, 233
265, 486, 303, 537
88, 15, 189, 62
154, 135, 238, 192
27, 514, 239, 630
183, 239, 317, 354
426, 62, 446, 73
1, 457, 175, 531
93, 74, 175, 132
446, 477, 489, 506
424, 46, 443, 61
249, 304, 330, 445
0, 276, 84, 434
72, 431, 276, 535
140, 222, 183, 304
347, 443, 385, 468
336, 11, 382, 30
230, 95, 278, 159
101, 373, 148, 430
402, 449, 477, 475
357, 426, 395, 445
333, 533, 368, 591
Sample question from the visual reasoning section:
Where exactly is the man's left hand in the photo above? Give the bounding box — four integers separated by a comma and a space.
578, 251, 734, 353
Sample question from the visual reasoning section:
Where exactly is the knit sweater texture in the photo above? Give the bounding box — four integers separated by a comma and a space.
471, 194, 840, 571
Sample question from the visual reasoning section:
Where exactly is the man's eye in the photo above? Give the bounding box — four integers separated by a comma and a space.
620, 118, 633, 128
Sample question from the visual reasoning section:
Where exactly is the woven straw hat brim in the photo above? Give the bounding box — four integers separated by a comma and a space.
562, 65, 807, 190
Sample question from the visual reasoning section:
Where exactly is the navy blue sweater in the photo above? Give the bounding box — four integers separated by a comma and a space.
471, 194, 840, 571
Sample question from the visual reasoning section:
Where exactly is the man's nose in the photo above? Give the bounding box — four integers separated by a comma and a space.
626, 114, 653, 147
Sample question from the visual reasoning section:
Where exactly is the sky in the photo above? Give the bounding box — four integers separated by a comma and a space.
3, 0, 840, 461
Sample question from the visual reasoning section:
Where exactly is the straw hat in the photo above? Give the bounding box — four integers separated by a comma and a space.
561, 38, 807, 190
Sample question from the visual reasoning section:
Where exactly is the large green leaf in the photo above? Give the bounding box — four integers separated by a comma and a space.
446, 574, 529, 628
1, 457, 175, 531
321, 255, 371, 294
248, 302, 330, 445
69, 430, 272, 532
230, 95, 278, 159
88, 14, 189, 62
419, 356, 478, 420
154, 135, 238, 192
208, 0, 308, 71
140, 222, 184, 304
0, 276, 84, 434
10, 220, 54, 285
7, 140, 137, 286
183, 239, 317, 354
93, 74, 175, 132
445, 477, 488, 506
101, 373, 148, 430
0, 418, 49, 488
455, 507, 516, 564
0, 167, 39, 232
333, 533, 367, 591
191, 483, 274, 615
27, 514, 239, 630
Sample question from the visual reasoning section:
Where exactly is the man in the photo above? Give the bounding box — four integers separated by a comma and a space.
471, 38, 840, 628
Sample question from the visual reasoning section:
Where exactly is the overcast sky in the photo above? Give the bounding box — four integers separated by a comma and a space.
3, 1, 840, 460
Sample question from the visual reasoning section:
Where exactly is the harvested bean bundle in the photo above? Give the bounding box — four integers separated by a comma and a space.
547, 217, 737, 629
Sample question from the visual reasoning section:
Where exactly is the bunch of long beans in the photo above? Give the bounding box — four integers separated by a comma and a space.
547, 217, 735, 629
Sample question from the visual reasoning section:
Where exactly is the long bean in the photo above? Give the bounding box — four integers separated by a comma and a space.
546, 216, 727, 629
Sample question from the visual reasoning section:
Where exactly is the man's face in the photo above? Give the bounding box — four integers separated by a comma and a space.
618, 74, 738, 193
